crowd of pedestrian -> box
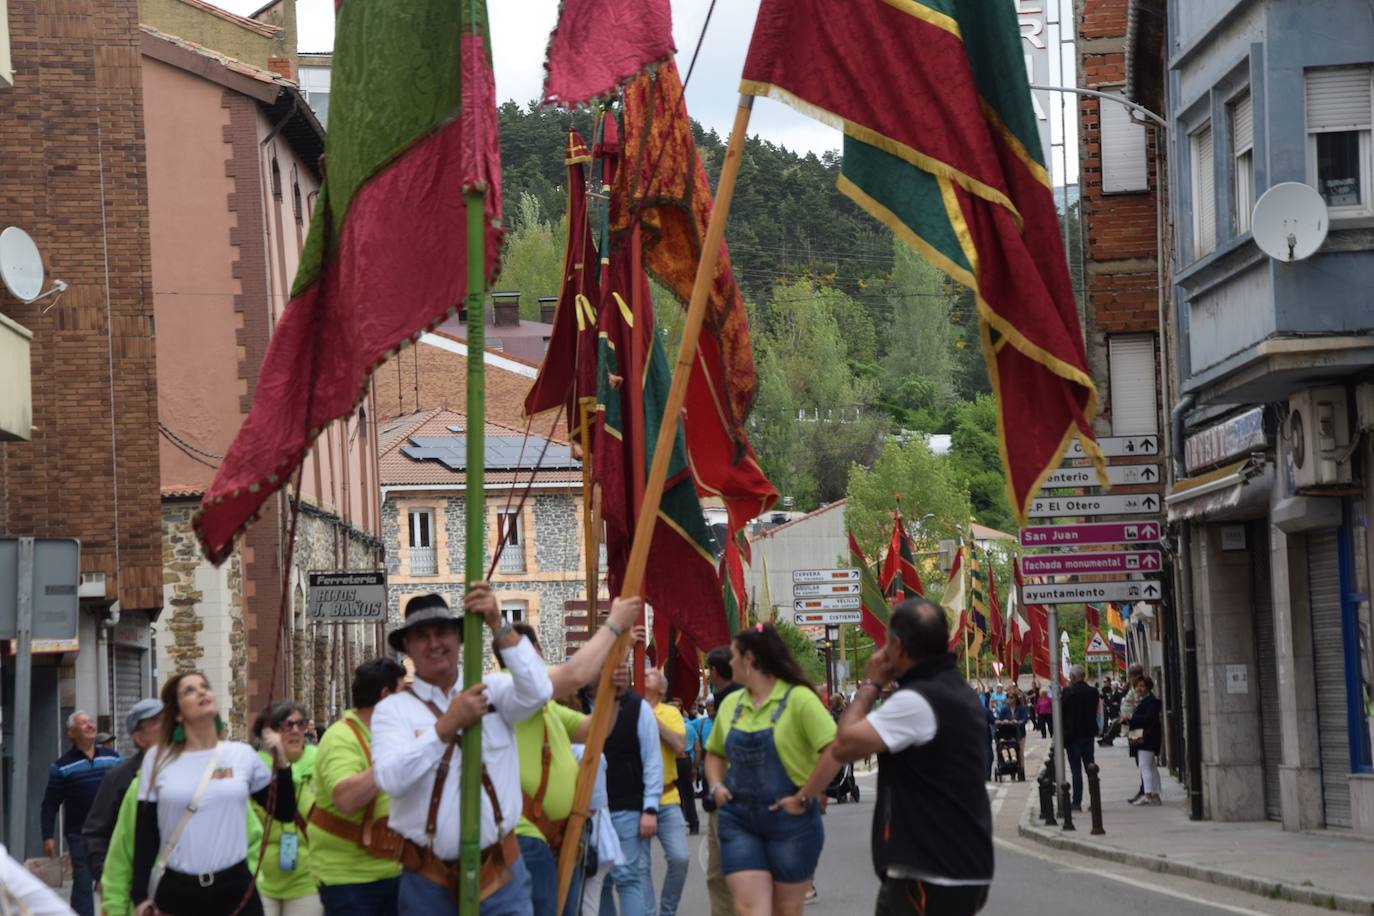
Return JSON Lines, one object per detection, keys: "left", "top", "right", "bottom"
{"left": 25, "top": 586, "right": 1005, "bottom": 916}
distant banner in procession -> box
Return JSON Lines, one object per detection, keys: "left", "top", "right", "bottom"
{"left": 308, "top": 571, "right": 387, "bottom": 621}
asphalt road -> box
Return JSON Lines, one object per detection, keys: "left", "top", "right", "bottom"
{"left": 648, "top": 768, "right": 1327, "bottom": 916}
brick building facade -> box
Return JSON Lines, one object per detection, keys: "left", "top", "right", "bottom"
{"left": 0, "top": 0, "right": 162, "bottom": 854}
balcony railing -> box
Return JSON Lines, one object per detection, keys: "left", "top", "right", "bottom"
{"left": 499, "top": 548, "right": 525, "bottom": 574}
{"left": 410, "top": 546, "right": 437, "bottom": 576}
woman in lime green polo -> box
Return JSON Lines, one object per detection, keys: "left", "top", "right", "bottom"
{"left": 249, "top": 701, "right": 319, "bottom": 916}
{"left": 705, "top": 624, "right": 837, "bottom": 916}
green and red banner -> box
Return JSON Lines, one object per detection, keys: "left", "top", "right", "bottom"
{"left": 848, "top": 531, "right": 889, "bottom": 647}
{"left": 740, "top": 0, "right": 1105, "bottom": 524}
{"left": 197, "top": 0, "right": 502, "bottom": 562}
{"left": 524, "top": 128, "right": 600, "bottom": 434}
{"left": 879, "top": 511, "right": 924, "bottom": 601}
{"left": 721, "top": 529, "right": 750, "bottom": 635}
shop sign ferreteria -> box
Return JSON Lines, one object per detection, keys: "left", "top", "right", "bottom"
{"left": 308, "top": 571, "right": 387, "bottom": 621}
{"left": 1184, "top": 407, "right": 1267, "bottom": 474}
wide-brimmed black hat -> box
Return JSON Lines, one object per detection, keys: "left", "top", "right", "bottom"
{"left": 388, "top": 593, "right": 461, "bottom": 653}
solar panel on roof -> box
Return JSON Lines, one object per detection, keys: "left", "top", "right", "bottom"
{"left": 401, "top": 435, "right": 579, "bottom": 472}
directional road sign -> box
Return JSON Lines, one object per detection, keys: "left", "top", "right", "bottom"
{"left": 1020, "top": 550, "right": 1162, "bottom": 576}
{"left": 1021, "top": 579, "right": 1162, "bottom": 604}
{"left": 793, "top": 610, "right": 862, "bottom": 626}
{"left": 1020, "top": 520, "right": 1162, "bottom": 548}
{"left": 793, "top": 595, "right": 861, "bottom": 611}
{"left": 1084, "top": 629, "right": 1114, "bottom": 663}
{"left": 1041, "top": 463, "right": 1161, "bottom": 489}
{"left": 792, "top": 568, "right": 859, "bottom": 584}
{"left": 1027, "top": 493, "right": 1161, "bottom": 518}
{"left": 792, "top": 581, "right": 861, "bottom": 597}
{"left": 1066, "top": 435, "right": 1159, "bottom": 459}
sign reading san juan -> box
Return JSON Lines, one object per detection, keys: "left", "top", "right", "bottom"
{"left": 1027, "top": 493, "right": 1160, "bottom": 518}
{"left": 1041, "top": 464, "right": 1160, "bottom": 489}
{"left": 1019, "top": 521, "right": 1162, "bottom": 548}
{"left": 1020, "top": 550, "right": 1162, "bottom": 576}
{"left": 308, "top": 571, "right": 387, "bottom": 621}
{"left": 1022, "top": 579, "right": 1162, "bottom": 604}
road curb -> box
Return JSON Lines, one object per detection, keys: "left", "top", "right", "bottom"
{"left": 1016, "top": 808, "right": 1374, "bottom": 914}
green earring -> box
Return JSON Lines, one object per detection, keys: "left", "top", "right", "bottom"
{"left": 214, "top": 715, "right": 225, "bottom": 734}
{"left": 172, "top": 722, "right": 185, "bottom": 743}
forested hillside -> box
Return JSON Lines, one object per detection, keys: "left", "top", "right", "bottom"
{"left": 494, "top": 101, "right": 1080, "bottom": 549}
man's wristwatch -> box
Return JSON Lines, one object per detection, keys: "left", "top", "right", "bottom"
{"left": 642, "top": 807, "right": 658, "bottom": 816}
{"left": 493, "top": 621, "right": 515, "bottom": 642}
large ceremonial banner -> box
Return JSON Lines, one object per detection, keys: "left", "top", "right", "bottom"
{"left": 740, "top": 0, "right": 1104, "bottom": 523}
{"left": 197, "top": 0, "right": 502, "bottom": 561}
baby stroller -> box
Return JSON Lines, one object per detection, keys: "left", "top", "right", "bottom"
{"left": 826, "top": 760, "right": 861, "bottom": 803}
{"left": 994, "top": 721, "right": 1025, "bottom": 782}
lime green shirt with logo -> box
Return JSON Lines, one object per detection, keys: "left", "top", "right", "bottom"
{"left": 514, "top": 703, "right": 586, "bottom": 843}
{"left": 705, "top": 681, "right": 836, "bottom": 787}
{"left": 248, "top": 743, "right": 317, "bottom": 899}
{"left": 310, "top": 709, "right": 402, "bottom": 885}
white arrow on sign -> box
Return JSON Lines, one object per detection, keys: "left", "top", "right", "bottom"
{"left": 792, "top": 581, "right": 861, "bottom": 597}
{"left": 1021, "top": 579, "right": 1162, "bottom": 604}
{"left": 1066, "top": 435, "right": 1159, "bottom": 459}
{"left": 793, "top": 595, "right": 862, "bottom": 611}
{"left": 1027, "top": 493, "right": 1161, "bottom": 518}
{"left": 791, "top": 568, "right": 860, "bottom": 583}
{"left": 1042, "top": 463, "right": 1161, "bottom": 489}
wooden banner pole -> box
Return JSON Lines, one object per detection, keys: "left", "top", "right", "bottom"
{"left": 555, "top": 95, "right": 755, "bottom": 913}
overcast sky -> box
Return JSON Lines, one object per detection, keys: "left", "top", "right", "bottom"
{"left": 215, "top": 0, "right": 1077, "bottom": 181}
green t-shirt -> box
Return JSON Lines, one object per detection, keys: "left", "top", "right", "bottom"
{"left": 514, "top": 703, "right": 586, "bottom": 842}
{"left": 249, "top": 744, "right": 317, "bottom": 900}
{"left": 310, "top": 710, "right": 403, "bottom": 886}
{"left": 705, "top": 681, "right": 836, "bottom": 788}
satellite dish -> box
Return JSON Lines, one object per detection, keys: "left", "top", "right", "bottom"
{"left": 1251, "top": 182, "right": 1328, "bottom": 262}
{"left": 0, "top": 227, "right": 46, "bottom": 303}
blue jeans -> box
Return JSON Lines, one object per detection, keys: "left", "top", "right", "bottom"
{"left": 641, "top": 804, "right": 688, "bottom": 916}
{"left": 319, "top": 876, "right": 400, "bottom": 916}
{"left": 68, "top": 834, "right": 94, "bottom": 916}
{"left": 1066, "top": 737, "right": 1096, "bottom": 807}
{"left": 399, "top": 853, "right": 532, "bottom": 916}
{"left": 599, "top": 811, "right": 645, "bottom": 916}
{"left": 518, "top": 834, "right": 583, "bottom": 916}
{"left": 717, "top": 799, "right": 823, "bottom": 884}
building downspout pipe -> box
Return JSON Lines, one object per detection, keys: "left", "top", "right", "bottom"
{"left": 1171, "top": 392, "right": 1204, "bottom": 820}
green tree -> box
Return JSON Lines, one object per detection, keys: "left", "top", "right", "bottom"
{"left": 498, "top": 193, "right": 566, "bottom": 317}
{"left": 774, "top": 620, "right": 826, "bottom": 684}
{"left": 948, "top": 395, "right": 1015, "bottom": 533}
{"left": 845, "top": 436, "right": 972, "bottom": 565}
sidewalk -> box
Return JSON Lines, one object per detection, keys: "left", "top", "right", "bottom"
{"left": 1018, "top": 738, "right": 1374, "bottom": 914}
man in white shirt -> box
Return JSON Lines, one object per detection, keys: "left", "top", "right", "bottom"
{"left": 373, "top": 585, "right": 553, "bottom": 916}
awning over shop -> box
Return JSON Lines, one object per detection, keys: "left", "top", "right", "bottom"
{"left": 1166, "top": 456, "right": 1271, "bottom": 522}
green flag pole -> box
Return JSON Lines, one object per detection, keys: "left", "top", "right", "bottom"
{"left": 459, "top": 187, "right": 487, "bottom": 916}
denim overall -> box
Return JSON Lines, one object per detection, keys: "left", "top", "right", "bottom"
{"left": 717, "top": 687, "right": 824, "bottom": 884}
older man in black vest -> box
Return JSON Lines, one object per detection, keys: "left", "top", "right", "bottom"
{"left": 821, "top": 598, "right": 994, "bottom": 915}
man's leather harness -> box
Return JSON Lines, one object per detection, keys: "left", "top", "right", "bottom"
{"left": 310, "top": 691, "right": 516, "bottom": 901}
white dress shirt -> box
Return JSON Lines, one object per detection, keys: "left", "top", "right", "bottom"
{"left": 372, "top": 636, "right": 552, "bottom": 859}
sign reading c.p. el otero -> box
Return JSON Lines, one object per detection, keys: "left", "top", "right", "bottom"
{"left": 308, "top": 571, "right": 387, "bottom": 621}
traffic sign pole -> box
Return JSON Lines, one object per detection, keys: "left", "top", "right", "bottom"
{"left": 10, "top": 538, "right": 33, "bottom": 853}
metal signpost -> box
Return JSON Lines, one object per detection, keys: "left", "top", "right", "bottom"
{"left": 792, "top": 569, "right": 863, "bottom": 627}
{"left": 0, "top": 537, "right": 79, "bottom": 852}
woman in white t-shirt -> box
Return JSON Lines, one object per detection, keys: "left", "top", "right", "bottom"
{"left": 131, "top": 672, "right": 296, "bottom": 916}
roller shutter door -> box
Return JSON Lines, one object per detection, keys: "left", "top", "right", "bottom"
{"left": 1307, "top": 530, "right": 1351, "bottom": 828}
{"left": 1252, "top": 529, "right": 1282, "bottom": 820}
{"left": 112, "top": 647, "right": 144, "bottom": 759}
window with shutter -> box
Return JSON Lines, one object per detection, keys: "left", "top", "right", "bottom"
{"left": 1231, "top": 93, "right": 1254, "bottom": 235}
{"left": 1191, "top": 125, "right": 1216, "bottom": 258}
{"left": 1306, "top": 67, "right": 1373, "bottom": 215}
{"left": 1, "top": 2, "right": 12, "bottom": 87}
{"left": 1109, "top": 335, "right": 1158, "bottom": 436}
{"left": 1100, "top": 91, "right": 1150, "bottom": 193}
